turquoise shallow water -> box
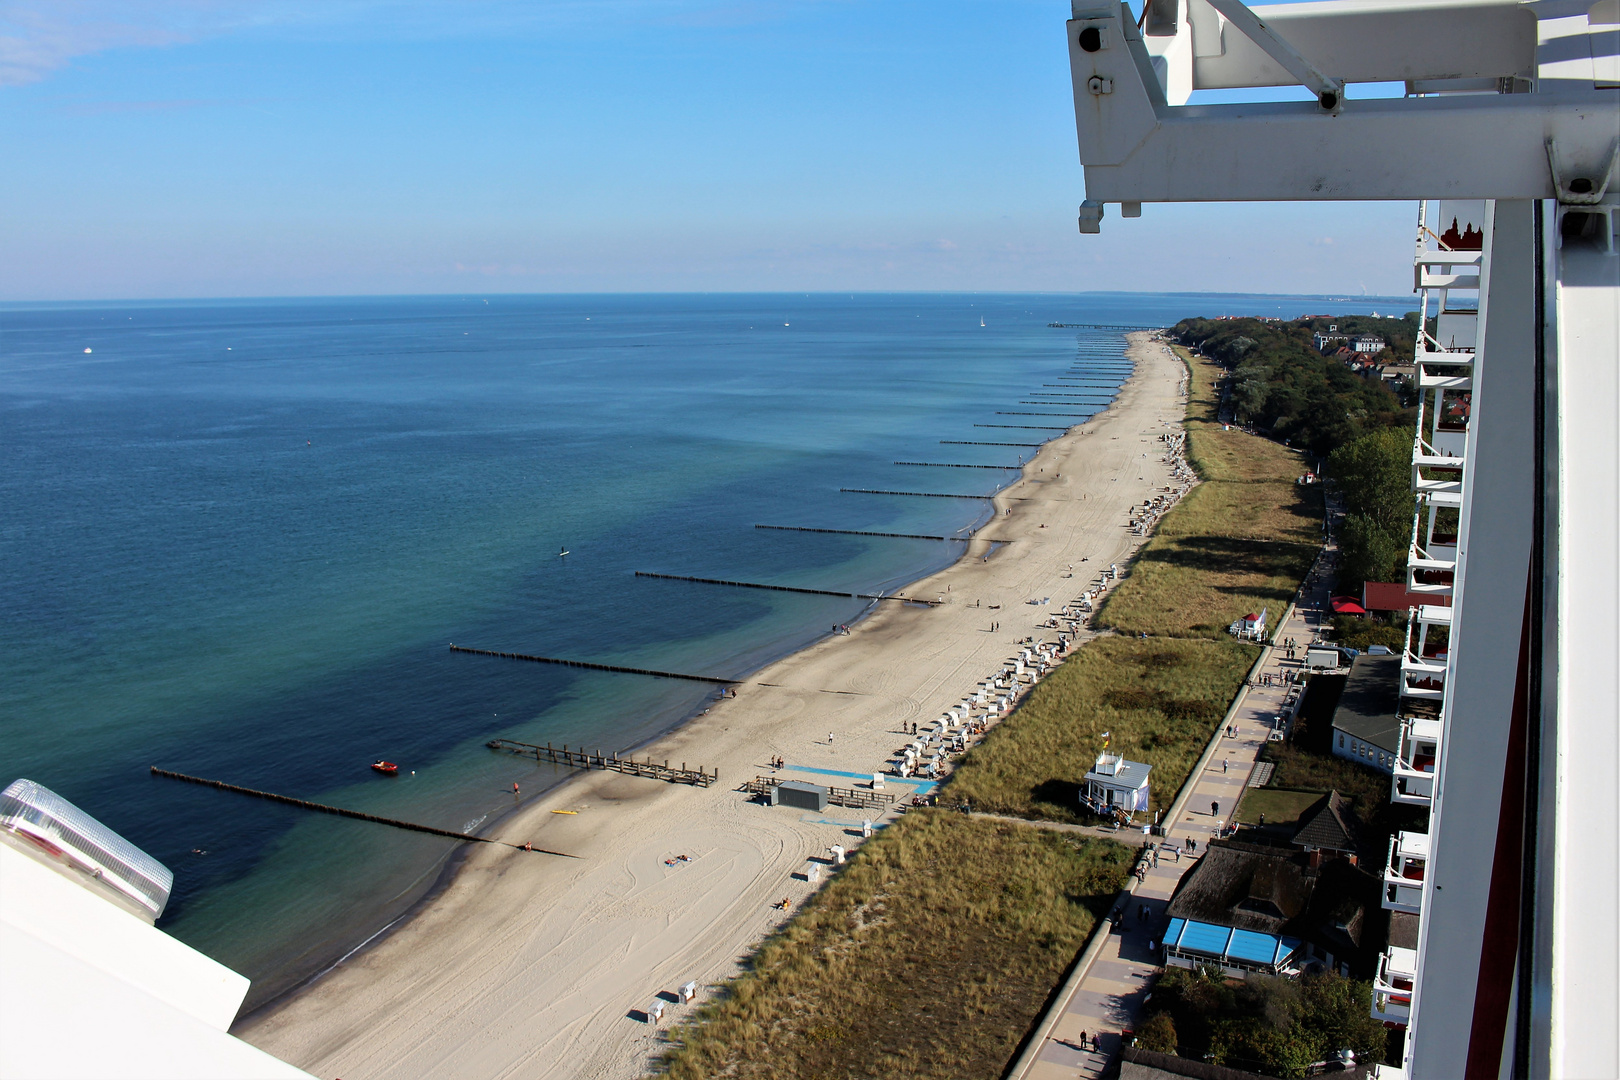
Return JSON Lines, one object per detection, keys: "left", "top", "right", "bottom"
{"left": 0, "top": 291, "right": 1400, "bottom": 1007}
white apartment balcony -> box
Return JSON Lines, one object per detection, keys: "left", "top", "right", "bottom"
{"left": 1372, "top": 1065, "right": 1409, "bottom": 1080}
{"left": 1413, "top": 402, "right": 1466, "bottom": 495}
{"left": 1373, "top": 946, "right": 1419, "bottom": 1025}
{"left": 1392, "top": 715, "right": 1441, "bottom": 807}
{"left": 1415, "top": 603, "right": 1452, "bottom": 631}
{"left": 1402, "top": 605, "right": 1450, "bottom": 708}
{"left": 1412, "top": 201, "right": 1484, "bottom": 289}
{"left": 1433, "top": 309, "right": 1478, "bottom": 353}
{"left": 1407, "top": 509, "right": 1457, "bottom": 599}
{"left": 1415, "top": 327, "right": 1476, "bottom": 382}
{"left": 1399, "top": 714, "right": 1442, "bottom": 764}
{"left": 1413, "top": 438, "right": 1465, "bottom": 495}
{"left": 1393, "top": 764, "right": 1437, "bottom": 806}
{"left": 1415, "top": 256, "right": 1481, "bottom": 291}
{"left": 1392, "top": 706, "right": 1441, "bottom": 806}
{"left": 1400, "top": 649, "right": 1446, "bottom": 702}
{"left": 1430, "top": 422, "right": 1468, "bottom": 459}
{"left": 1416, "top": 489, "right": 1462, "bottom": 565}
{"left": 1416, "top": 357, "right": 1473, "bottom": 393}
{"left": 1384, "top": 831, "right": 1430, "bottom": 914}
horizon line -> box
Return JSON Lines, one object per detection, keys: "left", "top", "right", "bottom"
{"left": 0, "top": 288, "right": 1416, "bottom": 309}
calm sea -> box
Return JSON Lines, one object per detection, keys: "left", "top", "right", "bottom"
{"left": 0, "top": 292, "right": 1402, "bottom": 1008}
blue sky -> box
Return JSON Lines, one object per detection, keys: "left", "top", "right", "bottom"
{"left": 0, "top": 1, "right": 1414, "bottom": 300}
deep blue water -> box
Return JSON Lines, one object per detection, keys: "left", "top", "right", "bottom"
{"left": 0, "top": 292, "right": 1405, "bottom": 1007}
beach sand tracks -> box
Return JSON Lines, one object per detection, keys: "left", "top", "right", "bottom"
{"left": 841, "top": 664, "right": 895, "bottom": 698}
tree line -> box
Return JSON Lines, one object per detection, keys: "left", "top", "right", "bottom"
{"left": 1174, "top": 316, "right": 1417, "bottom": 588}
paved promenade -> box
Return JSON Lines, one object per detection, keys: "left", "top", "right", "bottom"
{"left": 1019, "top": 535, "right": 1340, "bottom": 1079}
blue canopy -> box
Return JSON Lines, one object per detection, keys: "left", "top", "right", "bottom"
{"left": 1228, "top": 928, "right": 1291, "bottom": 965}
{"left": 1163, "top": 917, "right": 1300, "bottom": 969}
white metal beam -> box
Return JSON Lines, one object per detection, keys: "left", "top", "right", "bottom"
{"left": 1408, "top": 200, "right": 1539, "bottom": 1078}
{"left": 1548, "top": 208, "right": 1620, "bottom": 1080}
{"left": 1067, "top": 1, "right": 1620, "bottom": 205}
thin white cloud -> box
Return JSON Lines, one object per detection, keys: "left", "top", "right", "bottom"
{"left": 0, "top": 3, "right": 194, "bottom": 86}
{"left": 0, "top": 0, "right": 821, "bottom": 88}
{"left": 0, "top": 1, "right": 264, "bottom": 86}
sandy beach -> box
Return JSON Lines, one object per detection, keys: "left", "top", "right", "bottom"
{"left": 239, "top": 333, "right": 1189, "bottom": 1080}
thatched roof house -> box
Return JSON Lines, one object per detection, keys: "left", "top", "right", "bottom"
{"left": 1162, "top": 839, "right": 1379, "bottom": 978}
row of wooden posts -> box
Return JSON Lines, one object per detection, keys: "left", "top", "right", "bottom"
{"left": 485, "top": 738, "right": 717, "bottom": 787}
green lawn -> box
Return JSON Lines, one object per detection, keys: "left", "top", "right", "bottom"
{"left": 1234, "top": 787, "right": 1323, "bottom": 827}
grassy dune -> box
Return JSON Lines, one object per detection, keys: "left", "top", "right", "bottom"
{"left": 662, "top": 344, "right": 1324, "bottom": 1079}
{"left": 944, "top": 635, "right": 1255, "bottom": 824}
{"left": 1097, "top": 349, "right": 1323, "bottom": 638}
{"left": 660, "top": 812, "right": 1131, "bottom": 1079}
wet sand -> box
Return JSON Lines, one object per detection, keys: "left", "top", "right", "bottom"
{"left": 239, "top": 333, "right": 1188, "bottom": 1080}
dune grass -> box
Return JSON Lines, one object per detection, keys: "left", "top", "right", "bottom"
{"left": 1097, "top": 349, "right": 1323, "bottom": 638}
{"left": 945, "top": 635, "right": 1256, "bottom": 824}
{"left": 659, "top": 812, "right": 1132, "bottom": 1079}
{"left": 661, "top": 344, "right": 1326, "bottom": 1078}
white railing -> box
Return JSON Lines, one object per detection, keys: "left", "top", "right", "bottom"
{"left": 1413, "top": 399, "right": 1466, "bottom": 495}
{"left": 1393, "top": 761, "right": 1437, "bottom": 806}
{"left": 1373, "top": 947, "right": 1419, "bottom": 1024}
{"left": 1407, "top": 506, "right": 1457, "bottom": 599}
{"left": 1384, "top": 831, "right": 1429, "bottom": 914}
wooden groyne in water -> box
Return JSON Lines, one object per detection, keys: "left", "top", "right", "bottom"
{"left": 996, "top": 411, "right": 1091, "bottom": 418}
{"left": 148, "top": 767, "right": 578, "bottom": 856}
{"left": 941, "top": 440, "right": 1044, "bottom": 448}
{"left": 840, "top": 488, "right": 991, "bottom": 500}
{"left": 1047, "top": 322, "right": 1161, "bottom": 330}
{"left": 450, "top": 644, "right": 736, "bottom": 685}
{"left": 974, "top": 423, "right": 1070, "bottom": 430}
{"left": 487, "top": 738, "right": 717, "bottom": 787}
{"left": 634, "top": 570, "right": 922, "bottom": 603}
{"left": 755, "top": 524, "right": 963, "bottom": 542}
{"left": 892, "top": 460, "right": 1022, "bottom": 470}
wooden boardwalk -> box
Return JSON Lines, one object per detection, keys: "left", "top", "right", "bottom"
{"left": 486, "top": 738, "right": 717, "bottom": 787}
{"left": 742, "top": 774, "right": 896, "bottom": 811}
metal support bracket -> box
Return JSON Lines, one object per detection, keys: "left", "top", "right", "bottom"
{"left": 1202, "top": 0, "right": 1345, "bottom": 111}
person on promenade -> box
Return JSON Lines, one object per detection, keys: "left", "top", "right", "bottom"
{"left": 1211, "top": 799, "right": 1220, "bottom": 817}
{"left": 1222, "top": 757, "right": 1229, "bottom": 773}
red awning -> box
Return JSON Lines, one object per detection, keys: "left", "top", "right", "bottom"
{"left": 1331, "top": 596, "right": 1367, "bottom": 615}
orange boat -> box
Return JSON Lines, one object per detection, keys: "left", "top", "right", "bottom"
{"left": 371, "top": 760, "right": 398, "bottom": 775}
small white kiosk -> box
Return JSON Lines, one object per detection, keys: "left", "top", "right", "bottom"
{"left": 1081, "top": 752, "right": 1152, "bottom": 818}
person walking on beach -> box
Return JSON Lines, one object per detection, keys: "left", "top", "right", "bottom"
{"left": 827, "top": 732, "right": 834, "bottom": 745}
{"left": 512, "top": 782, "right": 521, "bottom": 795}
